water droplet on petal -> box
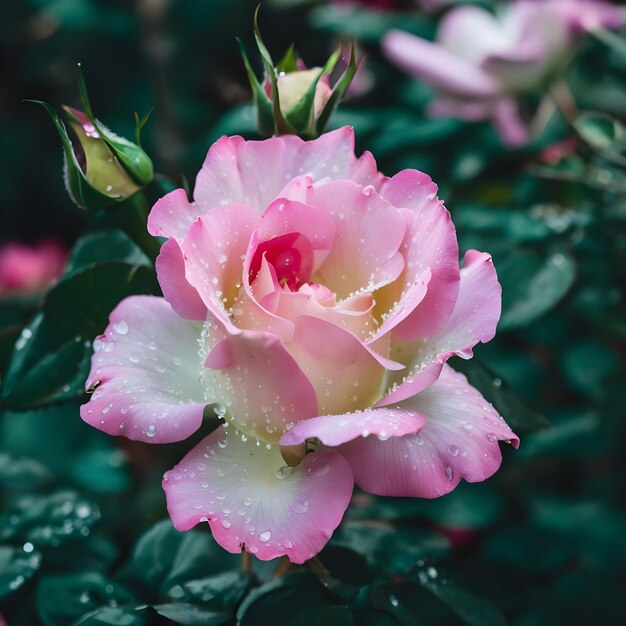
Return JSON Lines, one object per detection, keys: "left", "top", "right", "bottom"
{"left": 259, "top": 530, "right": 272, "bottom": 542}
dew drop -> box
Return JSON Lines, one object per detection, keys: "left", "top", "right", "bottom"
{"left": 447, "top": 445, "right": 459, "bottom": 457}
{"left": 259, "top": 530, "right": 272, "bottom": 542}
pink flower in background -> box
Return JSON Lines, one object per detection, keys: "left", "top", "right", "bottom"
{"left": 383, "top": 0, "right": 623, "bottom": 145}
{"left": 0, "top": 239, "right": 67, "bottom": 297}
{"left": 81, "top": 127, "right": 517, "bottom": 563}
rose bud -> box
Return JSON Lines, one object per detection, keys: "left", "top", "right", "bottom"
{"left": 239, "top": 9, "right": 358, "bottom": 138}
{"left": 31, "top": 73, "right": 153, "bottom": 211}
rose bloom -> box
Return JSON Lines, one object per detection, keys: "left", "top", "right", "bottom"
{"left": 383, "top": 0, "right": 623, "bottom": 145}
{"left": 0, "top": 239, "right": 67, "bottom": 297}
{"left": 82, "top": 127, "right": 517, "bottom": 563}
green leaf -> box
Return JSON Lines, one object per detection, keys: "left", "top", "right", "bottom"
{"left": 452, "top": 360, "right": 551, "bottom": 432}
{"left": 348, "top": 482, "right": 503, "bottom": 530}
{"left": 0, "top": 544, "right": 42, "bottom": 599}
{"left": 276, "top": 44, "right": 298, "bottom": 73}
{"left": 0, "top": 490, "right": 100, "bottom": 547}
{"left": 316, "top": 43, "right": 357, "bottom": 135}
{"left": 165, "top": 571, "right": 252, "bottom": 608}
{"left": 561, "top": 339, "right": 620, "bottom": 400}
{"left": 498, "top": 249, "right": 576, "bottom": 330}
{"left": 73, "top": 607, "right": 145, "bottom": 626}
{"left": 237, "top": 37, "right": 276, "bottom": 137}
{"left": 332, "top": 521, "right": 450, "bottom": 574}
{"left": 153, "top": 603, "right": 231, "bottom": 626}
{"left": 366, "top": 580, "right": 464, "bottom": 626}
{"left": 412, "top": 563, "right": 507, "bottom": 626}
{"left": 236, "top": 570, "right": 340, "bottom": 626}
{"left": 66, "top": 229, "right": 150, "bottom": 276}
{"left": 574, "top": 111, "right": 626, "bottom": 166}
{"left": 286, "top": 50, "right": 339, "bottom": 136}
{"left": 0, "top": 262, "right": 159, "bottom": 409}
{"left": 0, "top": 402, "right": 129, "bottom": 496}
{"left": 36, "top": 572, "right": 137, "bottom": 626}
{"left": 0, "top": 453, "right": 52, "bottom": 491}
{"left": 126, "top": 519, "right": 239, "bottom": 599}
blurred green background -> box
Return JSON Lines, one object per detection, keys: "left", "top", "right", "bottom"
{"left": 1, "top": 1, "right": 625, "bottom": 625}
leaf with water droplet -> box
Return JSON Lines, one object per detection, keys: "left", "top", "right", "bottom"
{"left": 0, "top": 544, "right": 42, "bottom": 599}
{"left": 0, "top": 262, "right": 159, "bottom": 410}
{"left": 36, "top": 571, "right": 137, "bottom": 626}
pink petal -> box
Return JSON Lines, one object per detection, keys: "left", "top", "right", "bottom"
{"left": 379, "top": 170, "right": 460, "bottom": 340}
{"left": 257, "top": 198, "right": 337, "bottom": 273}
{"left": 181, "top": 203, "right": 260, "bottom": 322}
{"left": 204, "top": 327, "right": 318, "bottom": 442}
{"left": 438, "top": 5, "right": 514, "bottom": 65}
{"left": 492, "top": 98, "right": 530, "bottom": 147}
{"left": 80, "top": 296, "right": 208, "bottom": 443}
{"left": 280, "top": 407, "right": 425, "bottom": 447}
{"left": 378, "top": 250, "right": 501, "bottom": 406}
{"left": 341, "top": 364, "right": 518, "bottom": 498}
{"left": 307, "top": 181, "right": 406, "bottom": 299}
{"left": 290, "top": 315, "right": 402, "bottom": 416}
{"left": 155, "top": 239, "right": 207, "bottom": 321}
{"left": 148, "top": 188, "right": 197, "bottom": 241}
{"left": 163, "top": 429, "right": 353, "bottom": 563}
{"left": 193, "top": 128, "right": 379, "bottom": 214}
{"left": 382, "top": 30, "right": 501, "bottom": 99}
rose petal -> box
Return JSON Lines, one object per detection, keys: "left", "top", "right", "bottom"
{"left": 80, "top": 296, "right": 208, "bottom": 443}
{"left": 280, "top": 407, "right": 425, "bottom": 447}
{"left": 163, "top": 429, "right": 353, "bottom": 563}
{"left": 341, "top": 364, "right": 518, "bottom": 498}
{"left": 257, "top": 198, "right": 337, "bottom": 273}
{"left": 181, "top": 203, "right": 260, "bottom": 323}
{"left": 379, "top": 170, "right": 460, "bottom": 340}
{"left": 204, "top": 326, "right": 318, "bottom": 442}
{"left": 193, "top": 128, "right": 379, "bottom": 213}
{"left": 307, "top": 181, "right": 406, "bottom": 299}
{"left": 289, "top": 315, "right": 402, "bottom": 416}
{"left": 379, "top": 250, "right": 501, "bottom": 406}
{"left": 148, "top": 188, "right": 197, "bottom": 241}
{"left": 155, "top": 239, "right": 207, "bottom": 321}
{"left": 382, "top": 30, "right": 501, "bottom": 99}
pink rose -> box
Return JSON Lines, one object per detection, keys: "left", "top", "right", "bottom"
{"left": 0, "top": 239, "right": 67, "bottom": 297}
{"left": 383, "top": 0, "right": 623, "bottom": 145}
{"left": 81, "top": 127, "right": 517, "bottom": 563}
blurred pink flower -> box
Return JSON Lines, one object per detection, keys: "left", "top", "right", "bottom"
{"left": 0, "top": 239, "right": 67, "bottom": 297}
{"left": 383, "top": 0, "right": 623, "bottom": 145}
{"left": 81, "top": 127, "right": 517, "bottom": 563}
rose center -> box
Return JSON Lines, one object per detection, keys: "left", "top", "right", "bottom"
{"left": 249, "top": 232, "right": 314, "bottom": 290}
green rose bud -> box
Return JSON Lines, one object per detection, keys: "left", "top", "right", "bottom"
{"left": 30, "top": 71, "right": 153, "bottom": 211}
{"left": 239, "top": 9, "right": 358, "bottom": 139}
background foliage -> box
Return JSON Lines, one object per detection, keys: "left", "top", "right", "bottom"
{"left": 1, "top": 0, "right": 625, "bottom": 624}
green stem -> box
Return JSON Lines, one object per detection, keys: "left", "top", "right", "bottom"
{"left": 106, "top": 191, "right": 161, "bottom": 263}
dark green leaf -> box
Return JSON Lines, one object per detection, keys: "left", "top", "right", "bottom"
{"left": 36, "top": 572, "right": 136, "bottom": 626}
{"left": 153, "top": 603, "right": 231, "bottom": 626}
{"left": 0, "top": 262, "right": 159, "bottom": 409}
{"left": 452, "top": 360, "right": 550, "bottom": 432}
{"left": 0, "top": 490, "right": 100, "bottom": 547}
{"left": 498, "top": 250, "right": 576, "bottom": 330}
{"left": 0, "top": 544, "right": 42, "bottom": 599}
